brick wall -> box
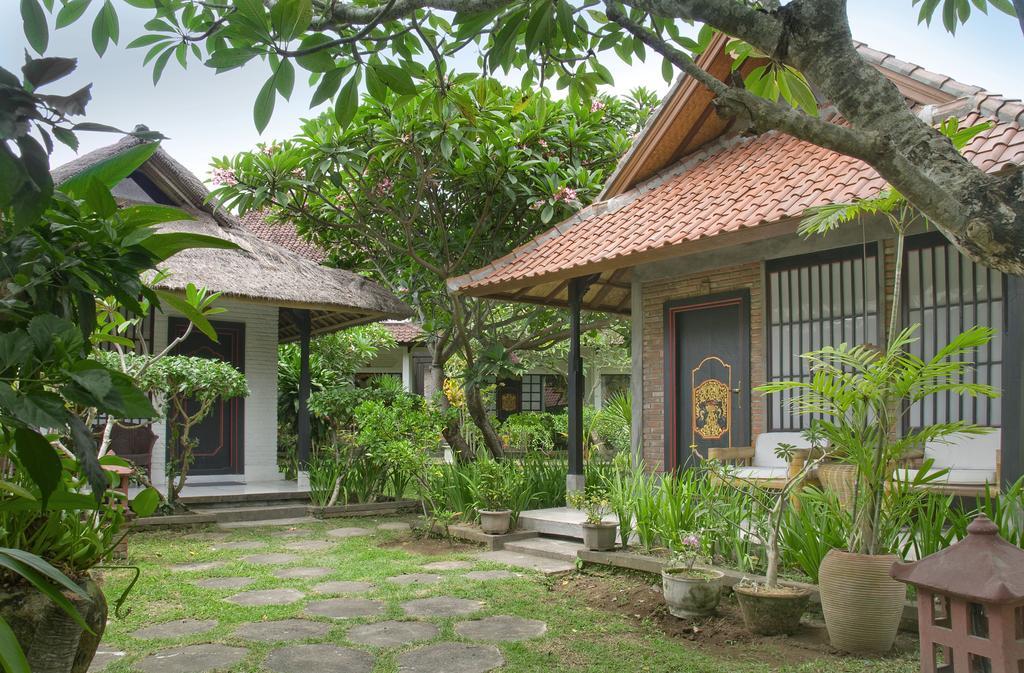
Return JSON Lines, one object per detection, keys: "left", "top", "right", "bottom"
{"left": 640, "top": 262, "right": 765, "bottom": 471}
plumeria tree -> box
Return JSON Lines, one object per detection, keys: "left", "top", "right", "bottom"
{"left": 33, "top": 0, "right": 1024, "bottom": 274}
{"left": 208, "top": 82, "right": 655, "bottom": 457}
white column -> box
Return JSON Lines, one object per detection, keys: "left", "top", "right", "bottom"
{"left": 401, "top": 348, "right": 413, "bottom": 392}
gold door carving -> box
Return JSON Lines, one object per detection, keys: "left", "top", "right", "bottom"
{"left": 691, "top": 357, "right": 732, "bottom": 442}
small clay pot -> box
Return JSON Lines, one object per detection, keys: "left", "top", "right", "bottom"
{"left": 478, "top": 509, "right": 512, "bottom": 535}
{"left": 734, "top": 584, "right": 812, "bottom": 635}
{"left": 581, "top": 522, "right": 618, "bottom": 551}
{"left": 661, "top": 567, "right": 724, "bottom": 618}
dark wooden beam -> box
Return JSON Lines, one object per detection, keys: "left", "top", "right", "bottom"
{"left": 567, "top": 274, "right": 600, "bottom": 491}
{"left": 1002, "top": 276, "right": 1023, "bottom": 489}
{"left": 588, "top": 269, "right": 627, "bottom": 308}
{"left": 294, "top": 309, "right": 313, "bottom": 471}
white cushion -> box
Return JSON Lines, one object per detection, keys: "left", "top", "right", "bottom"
{"left": 753, "top": 432, "right": 812, "bottom": 468}
{"left": 895, "top": 467, "right": 997, "bottom": 486}
{"left": 924, "top": 431, "right": 1000, "bottom": 471}
{"left": 733, "top": 466, "right": 789, "bottom": 480}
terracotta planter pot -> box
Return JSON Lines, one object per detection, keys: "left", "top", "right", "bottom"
{"left": 581, "top": 522, "right": 618, "bottom": 551}
{"left": 734, "top": 585, "right": 812, "bottom": 636}
{"left": 818, "top": 549, "right": 905, "bottom": 653}
{"left": 478, "top": 509, "right": 512, "bottom": 535}
{"left": 661, "top": 568, "right": 724, "bottom": 618}
{"left": 817, "top": 462, "right": 858, "bottom": 511}
{"left": 0, "top": 575, "right": 107, "bottom": 673}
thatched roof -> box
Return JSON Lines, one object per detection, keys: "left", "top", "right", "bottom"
{"left": 53, "top": 134, "right": 412, "bottom": 342}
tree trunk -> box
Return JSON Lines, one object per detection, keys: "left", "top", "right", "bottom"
{"left": 465, "top": 382, "right": 504, "bottom": 459}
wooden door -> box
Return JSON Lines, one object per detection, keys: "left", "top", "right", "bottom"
{"left": 665, "top": 292, "right": 750, "bottom": 470}
{"left": 167, "top": 318, "right": 245, "bottom": 475}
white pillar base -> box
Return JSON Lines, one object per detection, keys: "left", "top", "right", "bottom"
{"left": 297, "top": 470, "right": 310, "bottom": 491}
{"left": 566, "top": 474, "right": 586, "bottom": 494}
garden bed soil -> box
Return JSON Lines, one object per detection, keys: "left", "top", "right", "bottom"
{"left": 377, "top": 536, "right": 476, "bottom": 556}
{"left": 552, "top": 569, "right": 919, "bottom": 667}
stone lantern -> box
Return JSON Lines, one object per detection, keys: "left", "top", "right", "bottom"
{"left": 891, "top": 516, "right": 1024, "bottom": 673}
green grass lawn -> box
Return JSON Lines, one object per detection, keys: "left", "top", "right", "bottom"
{"left": 95, "top": 517, "right": 919, "bottom": 673}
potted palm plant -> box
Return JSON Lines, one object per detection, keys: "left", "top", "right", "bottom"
{"left": 661, "top": 532, "right": 724, "bottom": 618}
{"left": 476, "top": 460, "right": 515, "bottom": 535}
{"left": 566, "top": 491, "right": 617, "bottom": 551}
{"left": 758, "top": 326, "right": 997, "bottom": 652}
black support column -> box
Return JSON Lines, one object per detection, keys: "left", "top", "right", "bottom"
{"left": 567, "top": 275, "right": 598, "bottom": 494}
{"left": 296, "top": 309, "right": 312, "bottom": 473}
{"left": 1002, "top": 276, "right": 1023, "bottom": 489}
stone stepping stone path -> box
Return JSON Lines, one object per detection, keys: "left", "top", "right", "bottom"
{"left": 131, "top": 619, "right": 218, "bottom": 640}
{"left": 396, "top": 643, "right": 503, "bottom": 673}
{"left": 274, "top": 566, "right": 332, "bottom": 580}
{"left": 265, "top": 644, "right": 374, "bottom": 673}
{"left": 464, "top": 570, "right": 516, "bottom": 581}
{"left": 377, "top": 522, "right": 411, "bottom": 532}
{"left": 401, "top": 597, "right": 484, "bottom": 618}
{"left": 211, "top": 540, "right": 267, "bottom": 551}
{"left": 226, "top": 588, "right": 305, "bottom": 606}
{"left": 347, "top": 620, "right": 439, "bottom": 647}
{"left": 312, "top": 580, "right": 374, "bottom": 595}
{"left": 169, "top": 561, "right": 224, "bottom": 572}
{"left": 327, "top": 527, "right": 371, "bottom": 539}
{"left": 182, "top": 531, "right": 228, "bottom": 541}
{"left": 421, "top": 560, "right": 474, "bottom": 571}
{"left": 193, "top": 576, "right": 256, "bottom": 590}
{"left": 284, "top": 539, "right": 333, "bottom": 552}
{"left": 233, "top": 619, "right": 333, "bottom": 642}
{"left": 386, "top": 573, "right": 441, "bottom": 586}
{"left": 455, "top": 615, "right": 547, "bottom": 642}
{"left": 304, "top": 597, "right": 386, "bottom": 620}
{"left": 242, "top": 552, "right": 301, "bottom": 565}
{"left": 135, "top": 644, "right": 248, "bottom": 673}
{"left": 87, "top": 649, "right": 124, "bottom": 673}
{"left": 270, "top": 529, "right": 309, "bottom": 538}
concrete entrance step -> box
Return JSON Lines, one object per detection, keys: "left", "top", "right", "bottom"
{"left": 193, "top": 504, "right": 311, "bottom": 524}
{"left": 503, "top": 537, "right": 585, "bottom": 562}
{"left": 476, "top": 550, "right": 576, "bottom": 575}
{"left": 517, "top": 507, "right": 617, "bottom": 540}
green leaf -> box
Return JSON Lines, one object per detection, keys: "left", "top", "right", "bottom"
{"left": 13, "top": 428, "right": 61, "bottom": 508}
{"left": 0, "top": 549, "right": 89, "bottom": 600}
{"left": 371, "top": 63, "right": 416, "bottom": 96}
{"left": 131, "top": 487, "right": 160, "bottom": 517}
{"left": 139, "top": 231, "right": 239, "bottom": 260}
{"left": 155, "top": 290, "right": 218, "bottom": 341}
{"left": 205, "top": 47, "right": 257, "bottom": 71}
{"left": 21, "top": 56, "right": 77, "bottom": 88}
{"left": 310, "top": 67, "right": 344, "bottom": 107}
{"left": 82, "top": 176, "right": 118, "bottom": 217}
{"left": 0, "top": 551, "right": 91, "bottom": 632}
{"left": 270, "top": 0, "right": 312, "bottom": 41}
{"left": 0, "top": 610, "right": 31, "bottom": 673}
{"left": 254, "top": 73, "right": 276, "bottom": 133}
{"left": 21, "top": 0, "right": 49, "bottom": 54}
{"left": 68, "top": 415, "right": 108, "bottom": 502}
{"left": 295, "top": 34, "right": 337, "bottom": 72}
{"left": 55, "top": 0, "right": 91, "bottom": 28}
{"left": 274, "top": 59, "right": 295, "bottom": 100}
{"left": 334, "top": 71, "right": 361, "bottom": 130}
{"left": 59, "top": 141, "right": 158, "bottom": 196}
{"left": 152, "top": 45, "right": 174, "bottom": 84}
{"left": 118, "top": 203, "right": 191, "bottom": 228}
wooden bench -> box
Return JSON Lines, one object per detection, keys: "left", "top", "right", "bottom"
{"left": 893, "top": 430, "right": 1001, "bottom": 498}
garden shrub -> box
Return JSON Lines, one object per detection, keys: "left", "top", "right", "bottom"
{"left": 499, "top": 412, "right": 559, "bottom": 454}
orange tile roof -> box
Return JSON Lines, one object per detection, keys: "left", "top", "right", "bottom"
{"left": 240, "top": 210, "right": 327, "bottom": 263}
{"left": 450, "top": 46, "right": 1024, "bottom": 297}
{"left": 380, "top": 320, "right": 425, "bottom": 344}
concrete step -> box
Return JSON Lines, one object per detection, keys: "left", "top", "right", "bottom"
{"left": 517, "top": 507, "right": 617, "bottom": 540}
{"left": 476, "top": 550, "right": 576, "bottom": 576}
{"left": 193, "top": 504, "right": 311, "bottom": 524}
{"left": 179, "top": 490, "right": 311, "bottom": 508}
{"left": 503, "top": 536, "right": 585, "bottom": 562}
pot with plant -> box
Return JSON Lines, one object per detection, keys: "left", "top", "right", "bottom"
{"left": 567, "top": 491, "right": 617, "bottom": 551}
{"left": 706, "top": 441, "right": 824, "bottom": 635}
{"left": 661, "top": 532, "right": 724, "bottom": 618}
{"left": 476, "top": 460, "right": 515, "bottom": 535}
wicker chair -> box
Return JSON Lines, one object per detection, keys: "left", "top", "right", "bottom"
{"left": 708, "top": 432, "right": 814, "bottom": 490}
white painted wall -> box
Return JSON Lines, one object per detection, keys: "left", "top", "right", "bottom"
{"left": 149, "top": 297, "right": 280, "bottom": 485}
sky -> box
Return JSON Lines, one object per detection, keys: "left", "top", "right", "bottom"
{"left": 2, "top": 1, "right": 1021, "bottom": 179}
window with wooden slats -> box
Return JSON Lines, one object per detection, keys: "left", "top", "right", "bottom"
{"left": 766, "top": 245, "right": 880, "bottom": 431}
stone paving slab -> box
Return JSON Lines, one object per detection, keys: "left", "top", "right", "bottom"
{"left": 233, "top": 619, "right": 333, "bottom": 642}
{"left": 211, "top": 540, "right": 267, "bottom": 551}
{"left": 464, "top": 570, "right": 516, "bottom": 581}
{"left": 135, "top": 644, "right": 249, "bottom": 673}
{"left": 421, "top": 561, "right": 474, "bottom": 571}
{"left": 346, "top": 620, "right": 439, "bottom": 647}
{"left": 454, "top": 615, "right": 547, "bottom": 642}
{"left": 311, "top": 580, "right": 375, "bottom": 595}
{"left": 269, "top": 529, "right": 311, "bottom": 538}
{"left": 396, "top": 643, "right": 504, "bottom": 673}
{"left": 304, "top": 598, "right": 386, "bottom": 620}
{"left": 87, "top": 649, "right": 125, "bottom": 672}
{"left": 242, "top": 552, "right": 301, "bottom": 565}
{"left": 169, "top": 561, "right": 224, "bottom": 572}
{"left": 326, "top": 527, "right": 371, "bottom": 539}
{"left": 477, "top": 550, "right": 575, "bottom": 575}
{"left": 274, "top": 566, "right": 332, "bottom": 580}
{"left": 265, "top": 644, "right": 374, "bottom": 673}
{"left": 131, "top": 619, "right": 218, "bottom": 640}
{"left": 377, "top": 522, "right": 412, "bottom": 532}
{"left": 400, "top": 597, "right": 484, "bottom": 618}
{"left": 284, "top": 540, "right": 333, "bottom": 552}
{"left": 226, "top": 588, "right": 305, "bottom": 606}
{"left": 386, "top": 573, "right": 441, "bottom": 586}
{"left": 193, "top": 576, "right": 256, "bottom": 590}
